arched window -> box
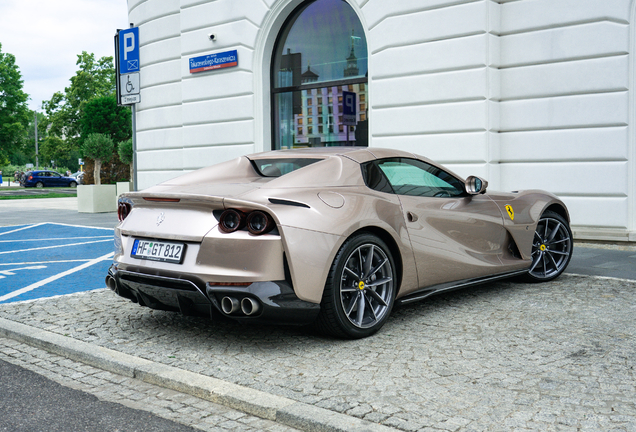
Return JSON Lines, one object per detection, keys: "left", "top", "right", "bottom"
{"left": 271, "top": 0, "right": 368, "bottom": 149}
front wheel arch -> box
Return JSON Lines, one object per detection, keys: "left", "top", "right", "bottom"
{"left": 523, "top": 210, "right": 573, "bottom": 283}
{"left": 315, "top": 232, "right": 397, "bottom": 339}
{"left": 346, "top": 226, "right": 403, "bottom": 296}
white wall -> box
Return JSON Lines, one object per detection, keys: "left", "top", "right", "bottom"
{"left": 129, "top": 0, "right": 635, "bottom": 240}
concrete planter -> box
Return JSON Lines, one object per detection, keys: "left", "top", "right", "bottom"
{"left": 116, "top": 182, "right": 133, "bottom": 206}
{"left": 77, "top": 185, "right": 117, "bottom": 213}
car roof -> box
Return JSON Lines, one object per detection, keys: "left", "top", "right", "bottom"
{"left": 247, "top": 146, "right": 417, "bottom": 163}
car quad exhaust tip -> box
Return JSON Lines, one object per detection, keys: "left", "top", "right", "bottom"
{"left": 241, "top": 297, "right": 261, "bottom": 316}
{"left": 220, "top": 296, "right": 261, "bottom": 316}
{"left": 221, "top": 296, "right": 241, "bottom": 314}
{"left": 105, "top": 275, "right": 117, "bottom": 291}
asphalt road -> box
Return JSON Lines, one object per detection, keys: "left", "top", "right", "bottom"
{"left": 0, "top": 358, "right": 197, "bottom": 432}
{"left": 0, "top": 197, "right": 118, "bottom": 229}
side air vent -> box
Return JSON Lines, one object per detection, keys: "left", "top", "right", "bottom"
{"left": 268, "top": 198, "right": 310, "bottom": 208}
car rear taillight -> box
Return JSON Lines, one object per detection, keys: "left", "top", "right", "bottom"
{"left": 118, "top": 202, "right": 132, "bottom": 222}
{"left": 28, "top": 175, "right": 33, "bottom": 180}
{"left": 219, "top": 209, "right": 246, "bottom": 233}
{"left": 246, "top": 211, "right": 275, "bottom": 235}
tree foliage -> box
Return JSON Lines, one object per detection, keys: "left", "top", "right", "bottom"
{"left": 118, "top": 138, "right": 133, "bottom": 181}
{"left": 81, "top": 95, "right": 131, "bottom": 142}
{"left": 117, "top": 139, "right": 133, "bottom": 164}
{"left": 0, "top": 43, "right": 30, "bottom": 163}
{"left": 81, "top": 133, "right": 114, "bottom": 185}
{"left": 42, "top": 52, "right": 116, "bottom": 150}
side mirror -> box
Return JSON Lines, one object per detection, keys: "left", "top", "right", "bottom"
{"left": 465, "top": 176, "right": 488, "bottom": 195}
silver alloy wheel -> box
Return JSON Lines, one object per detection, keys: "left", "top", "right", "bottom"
{"left": 529, "top": 215, "right": 572, "bottom": 279}
{"left": 339, "top": 243, "right": 394, "bottom": 329}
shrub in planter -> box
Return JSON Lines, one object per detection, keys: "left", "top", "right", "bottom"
{"left": 81, "top": 133, "right": 113, "bottom": 185}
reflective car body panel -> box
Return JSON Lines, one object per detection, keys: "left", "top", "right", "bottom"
{"left": 109, "top": 147, "right": 570, "bottom": 327}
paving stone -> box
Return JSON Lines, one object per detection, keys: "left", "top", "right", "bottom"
{"left": 0, "top": 337, "right": 299, "bottom": 432}
{"left": 2, "top": 273, "right": 636, "bottom": 431}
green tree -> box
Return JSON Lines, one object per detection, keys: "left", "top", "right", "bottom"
{"left": 81, "top": 133, "right": 114, "bottom": 185}
{"left": 81, "top": 95, "right": 131, "bottom": 142}
{"left": 0, "top": 43, "right": 30, "bottom": 163}
{"left": 39, "top": 135, "right": 80, "bottom": 170}
{"left": 42, "top": 52, "right": 115, "bottom": 150}
{"left": 118, "top": 139, "right": 133, "bottom": 181}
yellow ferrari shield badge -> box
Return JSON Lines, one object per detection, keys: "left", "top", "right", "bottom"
{"left": 505, "top": 205, "right": 514, "bottom": 221}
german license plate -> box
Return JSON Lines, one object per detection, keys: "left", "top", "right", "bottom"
{"left": 131, "top": 239, "right": 185, "bottom": 264}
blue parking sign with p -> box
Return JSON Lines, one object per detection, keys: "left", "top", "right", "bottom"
{"left": 119, "top": 27, "right": 140, "bottom": 73}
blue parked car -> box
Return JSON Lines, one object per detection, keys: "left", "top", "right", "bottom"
{"left": 23, "top": 170, "right": 79, "bottom": 188}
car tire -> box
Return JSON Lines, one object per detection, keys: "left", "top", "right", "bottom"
{"left": 69, "top": 181, "right": 77, "bottom": 188}
{"left": 35, "top": 182, "right": 44, "bottom": 188}
{"left": 316, "top": 233, "right": 396, "bottom": 339}
{"left": 523, "top": 210, "right": 573, "bottom": 283}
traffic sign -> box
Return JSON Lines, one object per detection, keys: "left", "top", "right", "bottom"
{"left": 120, "top": 72, "right": 140, "bottom": 104}
{"left": 342, "top": 91, "right": 357, "bottom": 125}
{"left": 116, "top": 27, "right": 141, "bottom": 106}
{"left": 119, "top": 27, "right": 139, "bottom": 73}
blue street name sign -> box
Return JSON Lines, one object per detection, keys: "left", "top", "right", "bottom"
{"left": 119, "top": 27, "right": 140, "bottom": 73}
{"left": 189, "top": 50, "right": 238, "bottom": 74}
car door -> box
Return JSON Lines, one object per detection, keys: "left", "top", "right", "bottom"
{"left": 39, "top": 171, "right": 50, "bottom": 186}
{"left": 50, "top": 172, "right": 64, "bottom": 187}
{"left": 374, "top": 158, "right": 507, "bottom": 293}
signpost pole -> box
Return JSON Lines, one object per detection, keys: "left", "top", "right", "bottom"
{"left": 116, "top": 24, "right": 140, "bottom": 191}
{"left": 34, "top": 112, "right": 39, "bottom": 169}
{"left": 132, "top": 104, "right": 138, "bottom": 191}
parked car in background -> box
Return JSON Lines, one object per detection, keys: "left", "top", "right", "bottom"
{"left": 23, "top": 170, "right": 79, "bottom": 188}
{"left": 70, "top": 171, "right": 85, "bottom": 185}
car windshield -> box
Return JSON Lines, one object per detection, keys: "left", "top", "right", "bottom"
{"left": 251, "top": 158, "right": 323, "bottom": 177}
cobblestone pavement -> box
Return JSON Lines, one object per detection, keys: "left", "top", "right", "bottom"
{"left": 0, "top": 337, "right": 298, "bottom": 432}
{"left": 1, "top": 273, "right": 635, "bottom": 432}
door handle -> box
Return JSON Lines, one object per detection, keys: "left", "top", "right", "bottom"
{"left": 406, "top": 211, "right": 418, "bottom": 222}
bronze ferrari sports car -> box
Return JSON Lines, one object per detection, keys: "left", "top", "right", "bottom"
{"left": 106, "top": 147, "right": 573, "bottom": 339}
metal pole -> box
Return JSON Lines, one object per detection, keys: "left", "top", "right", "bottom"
{"left": 34, "top": 112, "right": 39, "bottom": 169}
{"left": 132, "top": 104, "right": 138, "bottom": 191}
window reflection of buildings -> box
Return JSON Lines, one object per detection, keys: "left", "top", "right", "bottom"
{"left": 294, "top": 83, "right": 367, "bottom": 147}
{"left": 278, "top": 36, "right": 367, "bottom": 149}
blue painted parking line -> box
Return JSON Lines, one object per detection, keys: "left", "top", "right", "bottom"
{"left": 0, "top": 223, "right": 114, "bottom": 303}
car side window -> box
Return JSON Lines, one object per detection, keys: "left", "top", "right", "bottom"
{"left": 376, "top": 158, "right": 465, "bottom": 197}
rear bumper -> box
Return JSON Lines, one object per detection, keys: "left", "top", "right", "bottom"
{"left": 106, "top": 264, "right": 320, "bottom": 325}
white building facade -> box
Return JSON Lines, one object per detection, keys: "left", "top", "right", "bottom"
{"left": 128, "top": 0, "right": 636, "bottom": 241}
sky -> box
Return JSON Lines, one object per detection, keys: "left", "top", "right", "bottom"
{"left": 0, "top": 0, "right": 129, "bottom": 112}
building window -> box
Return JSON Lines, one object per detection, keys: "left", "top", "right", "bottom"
{"left": 272, "top": 0, "right": 368, "bottom": 149}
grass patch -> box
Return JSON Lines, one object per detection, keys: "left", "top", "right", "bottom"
{"left": 0, "top": 192, "right": 76, "bottom": 200}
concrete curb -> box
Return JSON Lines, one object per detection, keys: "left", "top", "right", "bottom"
{"left": 0, "top": 317, "right": 398, "bottom": 432}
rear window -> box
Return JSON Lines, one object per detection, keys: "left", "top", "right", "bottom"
{"left": 251, "top": 158, "right": 323, "bottom": 177}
